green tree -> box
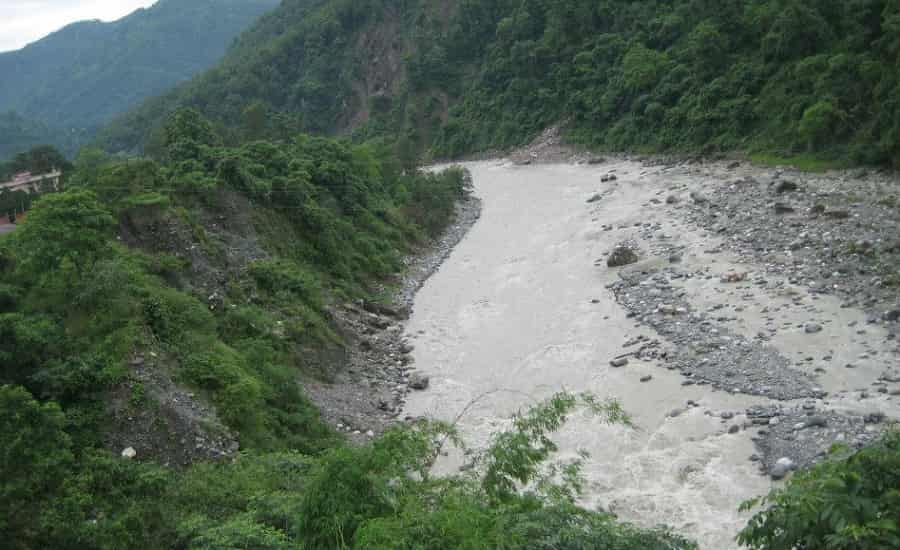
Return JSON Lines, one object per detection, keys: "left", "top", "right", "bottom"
{"left": 0, "top": 385, "right": 73, "bottom": 548}
{"left": 7, "top": 144, "right": 72, "bottom": 176}
{"left": 799, "top": 100, "right": 844, "bottom": 150}
{"left": 242, "top": 101, "right": 269, "bottom": 141}
{"left": 12, "top": 189, "right": 115, "bottom": 280}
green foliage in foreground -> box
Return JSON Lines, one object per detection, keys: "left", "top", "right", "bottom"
{"left": 1, "top": 386, "right": 695, "bottom": 549}
{"left": 739, "top": 432, "right": 900, "bottom": 550}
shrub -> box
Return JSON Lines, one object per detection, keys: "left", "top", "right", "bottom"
{"left": 739, "top": 432, "right": 900, "bottom": 549}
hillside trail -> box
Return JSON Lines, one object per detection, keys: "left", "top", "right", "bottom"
{"left": 403, "top": 160, "right": 900, "bottom": 549}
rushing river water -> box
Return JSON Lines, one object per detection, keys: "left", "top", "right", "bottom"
{"left": 402, "top": 161, "right": 767, "bottom": 548}
{"left": 402, "top": 160, "right": 898, "bottom": 548}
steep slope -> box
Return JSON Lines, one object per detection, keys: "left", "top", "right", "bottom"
{"left": 0, "top": 0, "right": 278, "bottom": 156}
{"left": 99, "top": 0, "right": 455, "bottom": 156}
{"left": 103, "top": 0, "right": 900, "bottom": 167}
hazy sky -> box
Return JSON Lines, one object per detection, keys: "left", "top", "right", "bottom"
{"left": 0, "top": 0, "right": 158, "bottom": 52}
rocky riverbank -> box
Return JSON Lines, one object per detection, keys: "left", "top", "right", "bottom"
{"left": 597, "top": 158, "right": 899, "bottom": 480}
{"left": 305, "top": 191, "right": 482, "bottom": 441}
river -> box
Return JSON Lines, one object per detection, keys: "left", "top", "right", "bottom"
{"left": 402, "top": 160, "right": 898, "bottom": 548}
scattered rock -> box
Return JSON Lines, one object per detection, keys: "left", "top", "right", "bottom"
{"left": 640, "top": 375, "right": 653, "bottom": 382}
{"left": 864, "top": 412, "right": 885, "bottom": 424}
{"left": 729, "top": 424, "right": 741, "bottom": 434}
{"left": 610, "top": 357, "right": 629, "bottom": 368}
{"left": 121, "top": 447, "right": 137, "bottom": 459}
{"left": 586, "top": 193, "right": 603, "bottom": 204}
{"left": 666, "top": 195, "right": 680, "bottom": 205}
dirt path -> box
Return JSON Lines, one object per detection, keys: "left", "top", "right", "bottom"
{"left": 401, "top": 159, "right": 899, "bottom": 549}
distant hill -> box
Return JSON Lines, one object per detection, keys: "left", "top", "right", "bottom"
{"left": 0, "top": 0, "right": 279, "bottom": 158}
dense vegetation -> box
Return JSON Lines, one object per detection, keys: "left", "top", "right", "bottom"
{"left": 0, "top": 0, "right": 278, "bottom": 159}
{"left": 103, "top": 0, "right": 900, "bottom": 167}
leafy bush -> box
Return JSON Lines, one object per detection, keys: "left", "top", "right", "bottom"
{"left": 739, "top": 432, "right": 900, "bottom": 549}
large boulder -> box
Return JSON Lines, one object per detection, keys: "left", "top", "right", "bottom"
{"left": 607, "top": 245, "right": 639, "bottom": 268}
{"left": 409, "top": 373, "right": 430, "bottom": 391}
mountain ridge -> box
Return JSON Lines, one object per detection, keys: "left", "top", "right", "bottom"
{"left": 101, "top": 0, "right": 900, "bottom": 168}
{"left": 0, "top": 0, "right": 279, "bottom": 158}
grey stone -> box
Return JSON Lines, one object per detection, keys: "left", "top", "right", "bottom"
{"left": 774, "top": 180, "right": 799, "bottom": 193}
{"left": 607, "top": 245, "right": 639, "bottom": 268}
{"left": 805, "top": 323, "right": 823, "bottom": 334}
{"left": 610, "top": 357, "right": 629, "bottom": 368}
{"left": 774, "top": 202, "right": 796, "bottom": 215}
{"left": 770, "top": 457, "right": 795, "bottom": 480}
{"left": 690, "top": 191, "right": 709, "bottom": 204}
{"left": 805, "top": 415, "right": 828, "bottom": 428}
{"left": 409, "top": 373, "right": 430, "bottom": 390}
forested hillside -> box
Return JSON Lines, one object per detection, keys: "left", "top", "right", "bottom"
{"left": 0, "top": 111, "right": 90, "bottom": 161}
{"left": 0, "top": 0, "right": 278, "bottom": 158}
{"left": 103, "top": 0, "right": 900, "bottom": 167}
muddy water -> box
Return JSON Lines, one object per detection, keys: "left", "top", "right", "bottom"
{"left": 402, "top": 161, "right": 895, "bottom": 548}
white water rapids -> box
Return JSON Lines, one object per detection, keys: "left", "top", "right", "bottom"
{"left": 402, "top": 160, "right": 897, "bottom": 548}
